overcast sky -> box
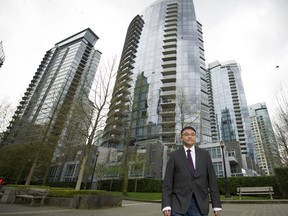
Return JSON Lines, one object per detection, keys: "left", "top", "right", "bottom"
{"left": 1, "top": 0, "right": 287, "bottom": 115}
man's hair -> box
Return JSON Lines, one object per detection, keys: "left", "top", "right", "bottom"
{"left": 181, "top": 126, "right": 196, "bottom": 135}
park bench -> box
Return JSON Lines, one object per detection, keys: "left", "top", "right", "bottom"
{"left": 237, "top": 186, "right": 274, "bottom": 200}
{"left": 12, "top": 188, "right": 49, "bottom": 205}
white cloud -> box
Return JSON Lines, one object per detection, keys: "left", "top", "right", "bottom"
{"left": 1, "top": 0, "right": 287, "bottom": 114}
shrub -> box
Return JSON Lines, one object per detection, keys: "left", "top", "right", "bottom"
{"left": 48, "top": 189, "right": 110, "bottom": 198}
{"left": 274, "top": 167, "right": 288, "bottom": 198}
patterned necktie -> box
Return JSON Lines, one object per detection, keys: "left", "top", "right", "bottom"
{"left": 187, "top": 149, "right": 195, "bottom": 175}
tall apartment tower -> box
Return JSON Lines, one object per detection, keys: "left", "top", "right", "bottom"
{"left": 1, "top": 28, "right": 101, "bottom": 147}
{"left": 102, "top": 0, "right": 210, "bottom": 148}
{"left": 249, "top": 102, "right": 281, "bottom": 175}
{"left": 207, "top": 60, "right": 256, "bottom": 174}
{"left": 0, "top": 41, "right": 5, "bottom": 68}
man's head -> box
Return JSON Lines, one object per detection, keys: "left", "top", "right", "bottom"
{"left": 181, "top": 126, "right": 196, "bottom": 148}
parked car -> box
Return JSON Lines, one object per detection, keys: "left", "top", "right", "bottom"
{"left": 0, "top": 177, "right": 15, "bottom": 185}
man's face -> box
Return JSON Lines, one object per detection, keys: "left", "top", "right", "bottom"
{"left": 181, "top": 128, "right": 196, "bottom": 148}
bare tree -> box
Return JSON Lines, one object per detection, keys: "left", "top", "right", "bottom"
{"left": 0, "top": 98, "right": 14, "bottom": 137}
{"left": 177, "top": 87, "right": 200, "bottom": 129}
{"left": 272, "top": 85, "right": 288, "bottom": 165}
{"left": 130, "top": 149, "right": 146, "bottom": 192}
{"left": 74, "top": 57, "right": 116, "bottom": 190}
{"left": 121, "top": 72, "right": 149, "bottom": 195}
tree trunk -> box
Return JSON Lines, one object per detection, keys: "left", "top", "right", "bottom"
{"left": 122, "top": 139, "right": 129, "bottom": 196}
{"left": 75, "top": 154, "right": 88, "bottom": 190}
{"left": 25, "top": 148, "right": 40, "bottom": 185}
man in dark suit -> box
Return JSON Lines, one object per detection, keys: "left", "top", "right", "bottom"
{"left": 162, "top": 126, "right": 222, "bottom": 216}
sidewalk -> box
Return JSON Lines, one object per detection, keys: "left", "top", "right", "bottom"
{"left": 1, "top": 200, "right": 288, "bottom": 216}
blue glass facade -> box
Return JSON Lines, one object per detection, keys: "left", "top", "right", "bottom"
{"left": 249, "top": 103, "right": 281, "bottom": 175}
{"left": 208, "top": 60, "right": 255, "bottom": 158}
{"left": 102, "top": 0, "right": 210, "bottom": 148}
{"left": 2, "top": 28, "right": 101, "bottom": 146}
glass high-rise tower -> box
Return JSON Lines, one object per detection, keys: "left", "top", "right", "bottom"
{"left": 249, "top": 102, "right": 281, "bottom": 175}
{"left": 208, "top": 60, "right": 256, "bottom": 173}
{"left": 1, "top": 28, "right": 101, "bottom": 147}
{"left": 102, "top": 0, "right": 210, "bottom": 148}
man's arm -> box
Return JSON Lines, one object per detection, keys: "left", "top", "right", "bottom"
{"left": 161, "top": 154, "right": 175, "bottom": 211}
{"left": 206, "top": 151, "right": 222, "bottom": 209}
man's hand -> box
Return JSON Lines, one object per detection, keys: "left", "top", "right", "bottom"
{"left": 163, "top": 210, "right": 171, "bottom": 216}
{"left": 214, "top": 210, "right": 221, "bottom": 216}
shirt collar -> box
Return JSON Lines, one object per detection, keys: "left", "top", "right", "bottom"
{"left": 184, "top": 145, "right": 195, "bottom": 152}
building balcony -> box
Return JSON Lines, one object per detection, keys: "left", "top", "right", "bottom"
{"left": 159, "top": 108, "right": 176, "bottom": 116}
{"left": 102, "top": 134, "right": 121, "bottom": 143}
{"left": 118, "top": 73, "right": 132, "bottom": 83}
{"left": 115, "top": 86, "right": 130, "bottom": 95}
{"left": 120, "top": 61, "right": 134, "bottom": 71}
{"left": 164, "top": 26, "right": 177, "bottom": 32}
{"left": 160, "top": 82, "right": 176, "bottom": 91}
{"left": 161, "top": 130, "right": 175, "bottom": 136}
{"left": 161, "top": 115, "right": 176, "bottom": 121}
{"left": 167, "top": 2, "right": 178, "bottom": 8}
{"left": 166, "top": 9, "right": 178, "bottom": 14}
{"left": 104, "top": 125, "right": 122, "bottom": 135}
{"left": 15, "top": 110, "right": 21, "bottom": 114}
{"left": 114, "top": 102, "right": 128, "bottom": 110}
{"left": 164, "top": 30, "right": 177, "bottom": 37}
{"left": 166, "top": 8, "right": 178, "bottom": 13}
{"left": 107, "top": 109, "right": 126, "bottom": 118}
{"left": 121, "top": 50, "right": 136, "bottom": 61}
{"left": 163, "top": 41, "right": 177, "bottom": 49}
{"left": 32, "top": 75, "right": 39, "bottom": 81}
{"left": 164, "top": 20, "right": 178, "bottom": 27}
{"left": 162, "top": 67, "right": 176, "bottom": 75}
{"left": 162, "top": 53, "right": 177, "bottom": 61}
{"left": 162, "top": 60, "right": 176, "bottom": 68}
{"left": 160, "top": 90, "right": 176, "bottom": 99}
{"left": 161, "top": 74, "right": 176, "bottom": 82}
{"left": 160, "top": 99, "right": 176, "bottom": 107}
{"left": 161, "top": 117, "right": 175, "bottom": 126}
{"left": 162, "top": 47, "right": 177, "bottom": 55}
{"left": 106, "top": 115, "right": 122, "bottom": 125}
{"left": 113, "top": 92, "right": 127, "bottom": 100}
{"left": 165, "top": 17, "right": 178, "bottom": 23}
{"left": 162, "top": 134, "right": 175, "bottom": 143}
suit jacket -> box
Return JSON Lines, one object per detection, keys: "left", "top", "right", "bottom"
{"left": 162, "top": 146, "right": 222, "bottom": 214}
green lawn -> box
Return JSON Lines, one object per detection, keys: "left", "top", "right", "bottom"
{"left": 111, "top": 192, "right": 162, "bottom": 201}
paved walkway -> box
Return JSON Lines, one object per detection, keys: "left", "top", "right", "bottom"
{"left": 1, "top": 200, "right": 288, "bottom": 216}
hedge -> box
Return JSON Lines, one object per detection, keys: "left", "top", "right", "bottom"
{"left": 274, "top": 167, "right": 288, "bottom": 198}
{"left": 98, "top": 176, "right": 285, "bottom": 198}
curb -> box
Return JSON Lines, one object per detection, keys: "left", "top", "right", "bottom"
{"left": 123, "top": 198, "right": 288, "bottom": 204}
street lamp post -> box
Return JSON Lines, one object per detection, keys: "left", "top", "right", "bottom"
{"left": 220, "top": 141, "right": 231, "bottom": 198}
{"left": 90, "top": 150, "right": 99, "bottom": 190}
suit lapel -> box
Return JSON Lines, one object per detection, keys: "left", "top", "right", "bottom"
{"left": 179, "top": 147, "right": 192, "bottom": 175}
{"left": 195, "top": 147, "right": 202, "bottom": 176}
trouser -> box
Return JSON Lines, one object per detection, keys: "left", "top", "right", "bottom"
{"left": 171, "top": 194, "right": 208, "bottom": 216}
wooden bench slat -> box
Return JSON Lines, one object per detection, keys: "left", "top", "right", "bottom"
{"left": 237, "top": 186, "right": 274, "bottom": 200}
{"left": 12, "top": 188, "right": 49, "bottom": 205}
